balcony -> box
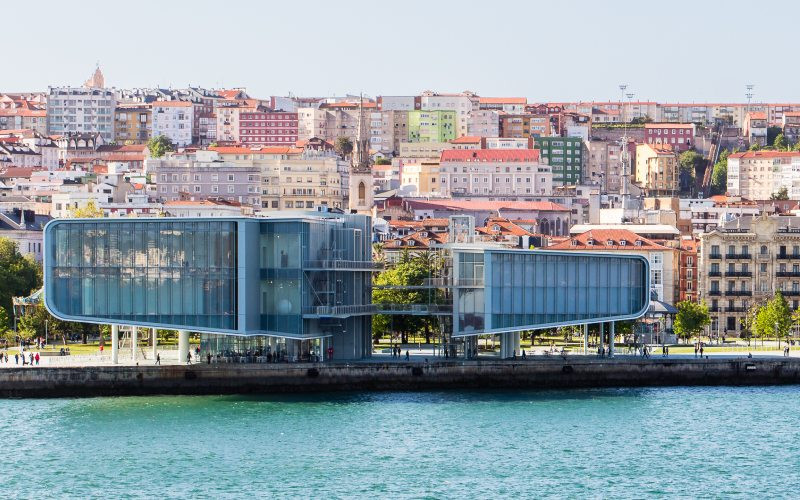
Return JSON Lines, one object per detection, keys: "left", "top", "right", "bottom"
{"left": 709, "top": 253, "right": 722, "bottom": 260}
{"left": 725, "top": 290, "right": 752, "bottom": 296}
{"left": 777, "top": 253, "right": 800, "bottom": 260}
{"left": 776, "top": 271, "right": 800, "bottom": 277}
{"left": 709, "top": 306, "right": 721, "bottom": 313}
{"left": 708, "top": 271, "right": 722, "bottom": 277}
{"left": 725, "top": 253, "right": 752, "bottom": 260}
{"left": 725, "top": 307, "right": 748, "bottom": 313}
{"left": 709, "top": 290, "right": 722, "bottom": 296}
{"left": 725, "top": 271, "right": 752, "bottom": 277}
{"left": 779, "top": 290, "right": 800, "bottom": 296}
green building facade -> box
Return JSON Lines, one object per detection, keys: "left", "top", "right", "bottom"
{"left": 407, "top": 110, "right": 456, "bottom": 142}
{"left": 535, "top": 136, "right": 584, "bottom": 185}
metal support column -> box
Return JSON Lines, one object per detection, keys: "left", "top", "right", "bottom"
{"left": 178, "top": 330, "right": 190, "bottom": 364}
{"left": 152, "top": 328, "right": 157, "bottom": 360}
{"left": 131, "top": 327, "right": 138, "bottom": 363}
{"left": 111, "top": 324, "right": 119, "bottom": 364}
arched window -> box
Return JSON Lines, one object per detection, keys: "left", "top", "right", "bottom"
{"left": 358, "top": 181, "right": 366, "bottom": 204}
{"left": 761, "top": 245, "right": 768, "bottom": 255}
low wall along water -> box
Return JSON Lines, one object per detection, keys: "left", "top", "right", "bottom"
{"left": 2, "top": 358, "right": 800, "bottom": 397}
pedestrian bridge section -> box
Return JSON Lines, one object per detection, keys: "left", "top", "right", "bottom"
{"left": 451, "top": 248, "right": 650, "bottom": 337}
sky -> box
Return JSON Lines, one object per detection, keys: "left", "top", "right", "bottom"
{"left": 4, "top": 0, "right": 799, "bottom": 103}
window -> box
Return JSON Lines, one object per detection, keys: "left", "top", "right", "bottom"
{"left": 227, "top": 185, "right": 235, "bottom": 193}
{"left": 228, "top": 174, "right": 235, "bottom": 181}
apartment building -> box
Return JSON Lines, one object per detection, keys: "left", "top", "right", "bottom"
{"left": 535, "top": 137, "right": 584, "bottom": 186}
{"left": 478, "top": 97, "right": 527, "bottom": 114}
{"left": 782, "top": 112, "right": 800, "bottom": 143}
{"left": 151, "top": 101, "right": 194, "bottom": 146}
{"left": 114, "top": 103, "right": 151, "bottom": 144}
{"left": 500, "top": 114, "right": 551, "bottom": 138}
{"left": 239, "top": 110, "right": 299, "bottom": 146}
{"left": 726, "top": 151, "right": 800, "bottom": 200}
{"left": 644, "top": 123, "right": 695, "bottom": 152}
{"left": 47, "top": 87, "right": 116, "bottom": 143}
{"left": 438, "top": 149, "right": 552, "bottom": 197}
{"left": 419, "top": 91, "right": 478, "bottom": 137}
{"left": 699, "top": 215, "right": 800, "bottom": 336}
{"left": 467, "top": 110, "right": 500, "bottom": 137}
{"left": 0, "top": 97, "right": 47, "bottom": 134}
{"left": 743, "top": 112, "right": 768, "bottom": 146}
{"left": 635, "top": 143, "right": 679, "bottom": 196}
{"left": 407, "top": 110, "right": 456, "bottom": 143}
{"left": 149, "top": 149, "right": 261, "bottom": 208}
{"left": 586, "top": 139, "right": 629, "bottom": 194}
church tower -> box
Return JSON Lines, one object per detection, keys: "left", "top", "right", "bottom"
{"left": 348, "top": 95, "right": 374, "bottom": 214}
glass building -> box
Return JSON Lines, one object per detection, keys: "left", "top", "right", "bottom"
{"left": 452, "top": 248, "right": 649, "bottom": 336}
{"left": 44, "top": 212, "right": 376, "bottom": 360}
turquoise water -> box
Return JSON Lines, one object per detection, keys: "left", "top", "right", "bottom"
{"left": 3, "top": 387, "right": 800, "bottom": 498}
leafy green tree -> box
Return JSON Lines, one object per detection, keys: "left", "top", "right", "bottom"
{"left": 709, "top": 149, "right": 730, "bottom": 195}
{"left": 773, "top": 133, "right": 788, "bottom": 150}
{"left": 374, "top": 158, "right": 391, "bottom": 165}
{"left": 771, "top": 186, "right": 789, "bottom": 200}
{"left": 679, "top": 150, "right": 703, "bottom": 194}
{"left": 147, "top": 135, "right": 175, "bottom": 158}
{"left": 674, "top": 300, "right": 711, "bottom": 342}
{"left": 755, "top": 292, "right": 793, "bottom": 347}
{"left": 334, "top": 137, "right": 353, "bottom": 158}
{"left": 767, "top": 126, "right": 783, "bottom": 147}
{"left": 372, "top": 252, "right": 444, "bottom": 344}
{"left": 749, "top": 142, "right": 762, "bottom": 151}
{"left": 0, "top": 238, "right": 41, "bottom": 322}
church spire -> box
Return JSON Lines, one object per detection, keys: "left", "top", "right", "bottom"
{"left": 352, "top": 94, "right": 371, "bottom": 173}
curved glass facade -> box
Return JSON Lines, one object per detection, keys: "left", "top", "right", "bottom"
{"left": 453, "top": 249, "right": 649, "bottom": 337}
{"left": 45, "top": 220, "right": 238, "bottom": 331}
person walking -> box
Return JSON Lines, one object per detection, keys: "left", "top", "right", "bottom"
{"left": 186, "top": 352, "right": 192, "bottom": 365}
{"left": 14, "top": 353, "right": 18, "bottom": 365}
{"left": 405, "top": 350, "right": 410, "bottom": 361}
{"left": 694, "top": 343, "right": 699, "bottom": 358}
{"left": 34, "top": 352, "right": 39, "bottom": 365}
{"left": 699, "top": 344, "right": 704, "bottom": 357}
{"left": 207, "top": 353, "right": 211, "bottom": 364}
{"left": 155, "top": 353, "right": 161, "bottom": 365}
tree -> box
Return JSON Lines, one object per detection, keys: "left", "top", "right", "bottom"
{"left": 679, "top": 150, "right": 703, "bottom": 194}
{"left": 0, "top": 238, "right": 41, "bottom": 322}
{"left": 773, "top": 132, "right": 788, "bottom": 151}
{"left": 749, "top": 142, "right": 762, "bottom": 151}
{"left": 69, "top": 199, "right": 104, "bottom": 218}
{"left": 374, "top": 158, "right": 391, "bottom": 165}
{"left": 755, "top": 292, "right": 793, "bottom": 347}
{"left": 147, "top": 135, "right": 175, "bottom": 158}
{"left": 771, "top": 186, "right": 789, "bottom": 200}
{"left": 710, "top": 149, "right": 729, "bottom": 195}
{"left": 372, "top": 252, "right": 444, "bottom": 344}
{"left": 767, "top": 126, "right": 783, "bottom": 147}
{"left": 673, "top": 300, "right": 710, "bottom": 342}
{"left": 334, "top": 137, "right": 353, "bottom": 158}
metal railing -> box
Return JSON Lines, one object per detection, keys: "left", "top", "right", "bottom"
{"left": 304, "top": 260, "right": 383, "bottom": 270}
{"left": 725, "top": 271, "right": 752, "bottom": 277}
{"left": 302, "top": 304, "right": 377, "bottom": 316}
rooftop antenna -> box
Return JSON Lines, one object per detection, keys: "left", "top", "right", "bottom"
{"left": 745, "top": 84, "right": 754, "bottom": 114}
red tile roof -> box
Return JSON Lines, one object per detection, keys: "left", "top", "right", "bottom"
{"left": 405, "top": 199, "right": 569, "bottom": 212}
{"left": 479, "top": 97, "right": 527, "bottom": 104}
{"left": 153, "top": 100, "right": 193, "bottom": 108}
{"left": 746, "top": 112, "right": 767, "bottom": 120}
{"left": 449, "top": 136, "right": 483, "bottom": 144}
{"left": 729, "top": 151, "right": 800, "bottom": 159}
{"left": 0, "top": 167, "right": 37, "bottom": 178}
{"left": 440, "top": 149, "right": 540, "bottom": 162}
{"left": 209, "top": 146, "right": 303, "bottom": 155}
{"left": 548, "top": 229, "right": 668, "bottom": 250}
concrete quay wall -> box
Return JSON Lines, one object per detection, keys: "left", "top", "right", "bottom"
{"left": 2, "top": 358, "right": 800, "bottom": 398}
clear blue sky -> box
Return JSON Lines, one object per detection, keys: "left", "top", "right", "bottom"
{"left": 6, "top": 0, "right": 798, "bottom": 102}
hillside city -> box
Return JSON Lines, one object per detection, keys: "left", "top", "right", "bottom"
{"left": 3, "top": 66, "right": 800, "bottom": 345}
